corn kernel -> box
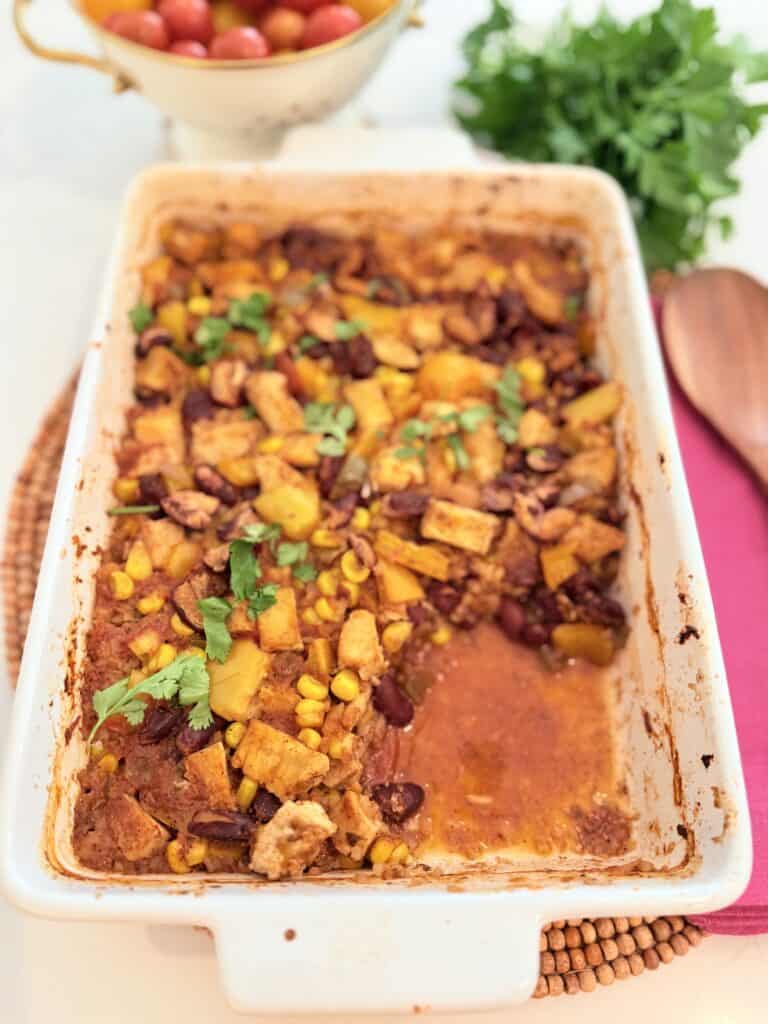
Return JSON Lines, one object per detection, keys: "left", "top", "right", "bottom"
{"left": 157, "top": 300, "right": 188, "bottom": 346}
{"left": 351, "top": 507, "right": 371, "bottom": 530}
{"left": 196, "top": 364, "right": 211, "bottom": 386}
{"left": 328, "top": 738, "right": 344, "bottom": 760}
{"left": 316, "top": 569, "right": 339, "bottom": 597}
{"left": 331, "top": 669, "right": 360, "bottom": 703}
{"left": 516, "top": 356, "right": 546, "bottom": 385}
{"left": 301, "top": 607, "right": 322, "bottom": 627}
{"left": 295, "top": 699, "right": 326, "bottom": 729}
{"left": 430, "top": 624, "right": 452, "bottom": 646}
{"left": 218, "top": 457, "right": 260, "bottom": 487}
{"left": 171, "top": 613, "right": 195, "bottom": 637}
{"left": 443, "top": 445, "right": 457, "bottom": 473}
{"left": 129, "top": 629, "right": 161, "bottom": 658}
{"left": 187, "top": 295, "right": 212, "bottom": 317}
{"left": 114, "top": 477, "right": 139, "bottom": 503}
{"left": 269, "top": 257, "right": 289, "bottom": 282}
{"left": 522, "top": 378, "right": 546, "bottom": 401}
{"left": 368, "top": 499, "right": 382, "bottom": 519}
{"left": 187, "top": 646, "right": 207, "bottom": 659}
{"left": 314, "top": 596, "right": 341, "bottom": 622}
{"left": 263, "top": 329, "right": 287, "bottom": 357}
{"left": 340, "top": 550, "right": 370, "bottom": 584}
{"left": 389, "top": 842, "right": 410, "bottom": 865}
{"left": 297, "top": 674, "right": 329, "bottom": 701}
{"left": 110, "top": 570, "right": 135, "bottom": 600}
{"left": 186, "top": 838, "right": 208, "bottom": 867}
{"left": 369, "top": 837, "right": 397, "bottom": 865}
{"left": 97, "top": 753, "right": 119, "bottom": 774}
{"left": 225, "top": 722, "right": 246, "bottom": 748}
{"left": 136, "top": 592, "right": 165, "bottom": 615}
{"left": 486, "top": 265, "right": 508, "bottom": 290}
{"left": 166, "top": 839, "right": 191, "bottom": 874}
{"left": 237, "top": 777, "right": 258, "bottom": 812}
{"left": 149, "top": 643, "right": 177, "bottom": 671}
{"left": 338, "top": 579, "right": 360, "bottom": 606}
{"left": 167, "top": 541, "right": 202, "bottom": 580}
{"left": 125, "top": 540, "right": 153, "bottom": 582}
{"left": 310, "top": 529, "right": 342, "bottom": 549}
{"left": 382, "top": 620, "right": 413, "bottom": 655}
{"left": 257, "top": 435, "right": 285, "bottom": 454}
{"left": 297, "top": 727, "right": 323, "bottom": 750}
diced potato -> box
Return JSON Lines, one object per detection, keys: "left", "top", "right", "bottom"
{"left": 340, "top": 295, "right": 403, "bottom": 336}
{"left": 416, "top": 351, "right": 499, "bottom": 402}
{"left": 463, "top": 415, "right": 504, "bottom": 483}
{"left": 133, "top": 407, "right": 184, "bottom": 458}
{"left": 232, "top": 720, "right": 329, "bottom": 801}
{"left": 227, "top": 600, "right": 256, "bottom": 636}
{"left": 306, "top": 637, "right": 334, "bottom": 681}
{"left": 280, "top": 433, "right": 321, "bottom": 468}
{"left": 140, "top": 518, "right": 184, "bottom": 570}
{"left": 134, "top": 346, "right": 187, "bottom": 401}
{"left": 562, "top": 514, "right": 625, "bottom": 562}
{"left": 191, "top": 419, "right": 261, "bottom": 465}
{"left": 257, "top": 683, "right": 299, "bottom": 718}
{"left": 563, "top": 382, "right": 623, "bottom": 428}
{"left": 371, "top": 335, "right": 420, "bottom": 370}
{"left": 253, "top": 453, "right": 310, "bottom": 492}
{"left": 563, "top": 448, "right": 617, "bottom": 492}
{"left": 374, "top": 529, "right": 450, "bottom": 581}
{"left": 167, "top": 541, "right": 203, "bottom": 580}
{"left": 184, "top": 742, "right": 236, "bottom": 810}
{"left": 197, "top": 259, "right": 260, "bottom": 286}
{"left": 421, "top": 499, "right": 499, "bottom": 556}
{"left": 344, "top": 379, "right": 393, "bottom": 434}
{"left": 106, "top": 794, "right": 169, "bottom": 863}
{"left": 208, "top": 639, "right": 271, "bottom": 721}
{"left": 404, "top": 304, "right": 446, "bottom": 349}
{"left": 552, "top": 623, "right": 614, "bottom": 666}
{"left": 245, "top": 371, "right": 305, "bottom": 434}
{"left": 254, "top": 485, "right": 320, "bottom": 540}
{"left": 257, "top": 587, "right": 302, "bottom": 652}
{"left": 337, "top": 609, "right": 385, "bottom": 679}
{"left": 517, "top": 408, "right": 558, "bottom": 449}
{"left": 370, "top": 446, "right": 426, "bottom": 492}
{"left": 156, "top": 300, "right": 187, "bottom": 346}
{"left": 375, "top": 559, "right": 425, "bottom": 605}
{"left": 540, "top": 544, "right": 580, "bottom": 591}
{"left": 512, "top": 260, "right": 564, "bottom": 325}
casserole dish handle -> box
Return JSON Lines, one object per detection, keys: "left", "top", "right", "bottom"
{"left": 212, "top": 900, "right": 542, "bottom": 1013}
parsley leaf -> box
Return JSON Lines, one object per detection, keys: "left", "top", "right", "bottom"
{"left": 228, "top": 291, "right": 272, "bottom": 346}
{"left": 455, "top": 0, "right": 768, "bottom": 270}
{"left": 194, "top": 317, "right": 231, "bottom": 362}
{"left": 198, "top": 596, "right": 232, "bottom": 663}
{"left": 293, "top": 562, "right": 318, "bottom": 583}
{"left": 304, "top": 401, "right": 356, "bottom": 456}
{"left": 129, "top": 302, "right": 153, "bottom": 333}
{"left": 395, "top": 445, "right": 422, "bottom": 461}
{"left": 229, "top": 539, "right": 262, "bottom": 602}
{"left": 335, "top": 319, "right": 366, "bottom": 340}
{"left": 242, "top": 522, "right": 282, "bottom": 546}
{"left": 457, "top": 404, "right": 491, "bottom": 433}
{"left": 447, "top": 432, "right": 470, "bottom": 471}
{"left": 276, "top": 541, "right": 309, "bottom": 567}
{"left": 248, "top": 583, "right": 280, "bottom": 619}
{"left": 495, "top": 366, "right": 525, "bottom": 444}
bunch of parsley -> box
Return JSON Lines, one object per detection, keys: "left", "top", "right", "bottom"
{"left": 454, "top": 0, "right": 768, "bottom": 270}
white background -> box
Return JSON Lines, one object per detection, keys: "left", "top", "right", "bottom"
{"left": 1, "top": 1, "right": 767, "bottom": 1020}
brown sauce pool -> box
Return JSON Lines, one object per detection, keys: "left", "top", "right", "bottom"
{"left": 394, "top": 623, "right": 630, "bottom": 860}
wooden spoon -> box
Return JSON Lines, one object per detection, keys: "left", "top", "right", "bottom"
{"left": 662, "top": 267, "right": 768, "bottom": 487}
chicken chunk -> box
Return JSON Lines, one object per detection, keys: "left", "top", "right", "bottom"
{"left": 232, "top": 720, "right": 330, "bottom": 801}
{"left": 106, "top": 794, "right": 169, "bottom": 863}
{"left": 249, "top": 800, "right": 336, "bottom": 879}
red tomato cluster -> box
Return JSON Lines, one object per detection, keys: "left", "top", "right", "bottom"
{"left": 95, "top": 0, "right": 386, "bottom": 60}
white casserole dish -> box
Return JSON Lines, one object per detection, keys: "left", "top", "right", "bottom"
{"left": 0, "top": 163, "right": 751, "bottom": 1014}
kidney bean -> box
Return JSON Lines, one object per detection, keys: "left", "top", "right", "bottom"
{"left": 317, "top": 454, "right": 344, "bottom": 498}
{"left": 176, "top": 721, "right": 215, "bottom": 756}
{"left": 384, "top": 490, "right": 428, "bottom": 518}
{"left": 182, "top": 389, "right": 216, "bottom": 426}
{"left": 407, "top": 603, "right": 429, "bottom": 626}
{"left": 347, "top": 336, "right": 377, "bottom": 378}
{"left": 138, "top": 705, "right": 184, "bottom": 745}
{"left": 497, "top": 289, "right": 526, "bottom": 328}
{"left": 326, "top": 491, "right": 358, "bottom": 529}
{"left": 188, "top": 809, "right": 256, "bottom": 842}
{"left": 195, "top": 464, "right": 239, "bottom": 506}
{"left": 330, "top": 344, "right": 352, "bottom": 376}
{"left": 373, "top": 673, "right": 414, "bottom": 728}
{"left": 426, "top": 581, "right": 461, "bottom": 616}
{"left": 135, "top": 325, "right": 173, "bottom": 358}
{"left": 138, "top": 472, "right": 168, "bottom": 505}
{"left": 251, "top": 788, "right": 281, "bottom": 823}
{"left": 521, "top": 622, "right": 553, "bottom": 648}
{"left": 474, "top": 344, "right": 507, "bottom": 366}
{"left": 497, "top": 597, "right": 525, "bottom": 641}
{"left": 274, "top": 351, "right": 304, "bottom": 398}
{"left": 531, "top": 584, "right": 563, "bottom": 623}
{"left": 304, "top": 340, "right": 331, "bottom": 360}
{"left": 371, "top": 782, "right": 424, "bottom": 824}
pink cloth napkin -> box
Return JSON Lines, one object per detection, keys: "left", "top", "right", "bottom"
{"left": 655, "top": 301, "right": 768, "bottom": 934}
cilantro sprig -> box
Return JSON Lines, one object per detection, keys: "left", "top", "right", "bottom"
{"left": 494, "top": 367, "right": 525, "bottom": 444}
{"left": 335, "top": 319, "right": 367, "bottom": 340}
{"left": 195, "top": 317, "right": 231, "bottom": 362}
{"left": 276, "top": 541, "right": 317, "bottom": 582}
{"left": 129, "top": 302, "right": 154, "bottom": 334}
{"left": 89, "top": 653, "right": 211, "bottom": 743}
{"left": 185, "top": 291, "right": 274, "bottom": 363}
{"left": 455, "top": 0, "right": 768, "bottom": 270}
{"left": 229, "top": 292, "right": 272, "bottom": 344}
{"left": 395, "top": 417, "right": 433, "bottom": 462}
{"left": 198, "top": 596, "right": 233, "bottom": 663}
{"left": 395, "top": 406, "right": 491, "bottom": 469}
{"left": 304, "top": 401, "right": 356, "bottom": 457}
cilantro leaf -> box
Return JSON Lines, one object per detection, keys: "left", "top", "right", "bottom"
{"left": 248, "top": 583, "right": 280, "bottom": 619}
{"left": 194, "top": 317, "right": 230, "bottom": 362}
{"left": 299, "top": 334, "right": 320, "bottom": 353}
{"left": 395, "top": 445, "right": 422, "bottom": 461}
{"left": 401, "top": 418, "right": 433, "bottom": 442}
{"left": 335, "top": 319, "right": 366, "bottom": 340}
{"left": 457, "top": 404, "right": 491, "bottom": 433}
{"left": 496, "top": 418, "right": 519, "bottom": 445}
{"left": 447, "top": 433, "right": 470, "bottom": 471}
{"left": 335, "top": 404, "right": 356, "bottom": 433}
{"left": 242, "top": 522, "right": 282, "bottom": 546}
{"left": 293, "top": 562, "right": 318, "bottom": 583}
{"left": 129, "top": 302, "right": 153, "bottom": 333}
{"left": 317, "top": 436, "right": 346, "bottom": 457}
{"left": 276, "top": 541, "right": 309, "bottom": 567}
{"left": 186, "top": 697, "right": 213, "bottom": 731}
{"left": 198, "top": 596, "right": 232, "bottom": 663}
{"left": 229, "top": 291, "right": 271, "bottom": 327}
{"left": 229, "top": 539, "right": 262, "bottom": 602}
{"left": 305, "top": 401, "right": 356, "bottom": 456}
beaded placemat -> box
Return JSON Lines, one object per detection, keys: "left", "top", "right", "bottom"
{"left": 0, "top": 377, "right": 705, "bottom": 998}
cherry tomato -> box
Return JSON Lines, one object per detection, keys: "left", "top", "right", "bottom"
{"left": 209, "top": 26, "right": 271, "bottom": 58}
{"left": 232, "top": 0, "right": 268, "bottom": 12}
{"left": 84, "top": 0, "right": 151, "bottom": 24}
{"left": 211, "top": 1, "right": 251, "bottom": 33}
{"left": 157, "top": 0, "right": 214, "bottom": 43}
{"left": 281, "top": 0, "right": 327, "bottom": 12}
{"left": 300, "top": 4, "right": 362, "bottom": 49}
{"left": 103, "top": 10, "right": 170, "bottom": 49}
{"left": 258, "top": 6, "right": 305, "bottom": 51}
{"left": 169, "top": 38, "right": 209, "bottom": 56}
{"left": 345, "top": 0, "right": 392, "bottom": 19}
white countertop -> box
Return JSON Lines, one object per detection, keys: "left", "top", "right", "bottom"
{"left": 2, "top": 1, "right": 767, "bottom": 1020}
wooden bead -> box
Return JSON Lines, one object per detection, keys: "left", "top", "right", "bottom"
{"left": 533, "top": 976, "right": 548, "bottom": 999}
{"left": 540, "top": 951, "right": 555, "bottom": 975}
{"left": 580, "top": 922, "right": 597, "bottom": 944}
{"left": 628, "top": 916, "right": 643, "bottom": 927}
{"left": 547, "top": 974, "right": 565, "bottom": 996}
{"left": 596, "top": 962, "right": 615, "bottom": 986}
{"left": 668, "top": 915, "right": 685, "bottom": 933}
{"left": 554, "top": 950, "right": 570, "bottom": 974}
{"left": 651, "top": 919, "right": 672, "bottom": 942}
{"left": 548, "top": 928, "right": 566, "bottom": 951}
{"left": 566, "top": 918, "right": 583, "bottom": 927}
{"left": 564, "top": 926, "right": 582, "bottom": 949}
{"left": 551, "top": 919, "right": 566, "bottom": 930}
{"left": 585, "top": 942, "right": 603, "bottom": 967}
{"left": 632, "top": 924, "right": 655, "bottom": 950}
{"left": 596, "top": 917, "right": 615, "bottom": 938}
{"left": 570, "top": 948, "right": 587, "bottom": 972}
{"left": 628, "top": 951, "right": 645, "bottom": 975}
{"left": 613, "top": 955, "right": 631, "bottom": 980}
{"left": 657, "top": 941, "right": 674, "bottom": 964}
{"left": 670, "top": 933, "right": 690, "bottom": 956}
{"left": 579, "top": 969, "right": 597, "bottom": 993}
{"left": 684, "top": 924, "right": 703, "bottom": 947}
{"left": 643, "top": 947, "right": 661, "bottom": 970}
{"left": 601, "top": 938, "right": 619, "bottom": 961}
{"left": 564, "top": 973, "right": 580, "bottom": 995}
{"left": 616, "top": 932, "right": 636, "bottom": 956}
{"left": 539, "top": 932, "right": 547, "bottom": 952}
{"left": 614, "top": 916, "right": 630, "bottom": 933}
